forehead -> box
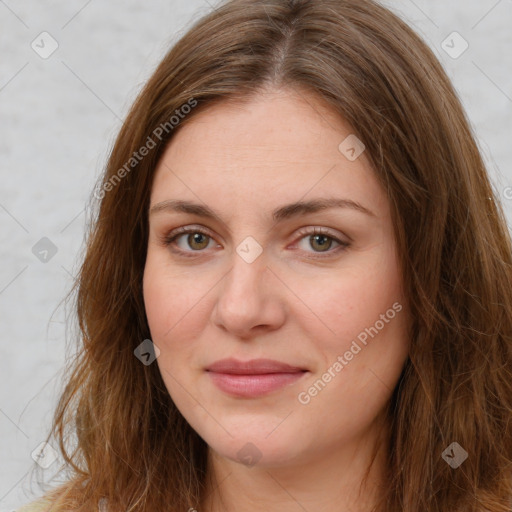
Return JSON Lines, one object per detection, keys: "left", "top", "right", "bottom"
{"left": 159, "top": 88, "right": 359, "bottom": 167}
{"left": 149, "top": 88, "right": 386, "bottom": 219}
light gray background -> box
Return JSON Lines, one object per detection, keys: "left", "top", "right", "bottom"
{"left": 1, "top": 1, "right": 511, "bottom": 510}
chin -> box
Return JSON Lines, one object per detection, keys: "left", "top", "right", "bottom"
{"left": 196, "top": 419, "right": 306, "bottom": 469}
{"left": 210, "top": 438, "right": 299, "bottom": 469}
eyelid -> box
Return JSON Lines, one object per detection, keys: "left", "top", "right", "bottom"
{"left": 165, "top": 224, "right": 217, "bottom": 240}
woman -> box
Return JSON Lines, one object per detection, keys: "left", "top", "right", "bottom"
{"left": 19, "top": 0, "right": 512, "bottom": 511}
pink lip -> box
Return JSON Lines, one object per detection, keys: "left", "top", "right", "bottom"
{"left": 206, "top": 358, "right": 306, "bottom": 374}
{"left": 206, "top": 358, "right": 308, "bottom": 398}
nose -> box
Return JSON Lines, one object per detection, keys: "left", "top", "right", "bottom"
{"left": 211, "top": 247, "right": 286, "bottom": 339}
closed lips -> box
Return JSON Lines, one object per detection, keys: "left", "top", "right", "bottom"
{"left": 205, "top": 358, "right": 307, "bottom": 374}
{"left": 205, "top": 358, "right": 308, "bottom": 398}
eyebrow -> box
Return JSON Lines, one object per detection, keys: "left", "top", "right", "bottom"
{"left": 149, "top": 197, "right": 375, "bottom": 222}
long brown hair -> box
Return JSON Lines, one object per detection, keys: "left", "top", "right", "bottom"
{"left": 31, "top": 0, "right": 512, "bottom": 511}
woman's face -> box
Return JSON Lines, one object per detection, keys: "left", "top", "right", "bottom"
{"left": 143, "top": 87, "right": 410, "bottom": 468}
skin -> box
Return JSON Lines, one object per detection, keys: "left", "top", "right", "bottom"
{"left": 143, "top": 86, "right": 410, "bottom": 512}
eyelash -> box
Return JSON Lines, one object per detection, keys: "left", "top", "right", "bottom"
{"left": 159, "top": 225, "right": 350, "bottom": 259}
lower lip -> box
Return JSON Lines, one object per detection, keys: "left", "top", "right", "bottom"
{"left": 207, "top": 371, "right": 307, "bottom": 398}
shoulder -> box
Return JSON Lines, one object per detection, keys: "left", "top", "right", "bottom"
{"left": 15, "top": 497, "right": 54, "bottom": 512}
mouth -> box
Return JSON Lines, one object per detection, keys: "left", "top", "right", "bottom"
{"left": 205, "top": 358, "right": 308, "bottom": 398}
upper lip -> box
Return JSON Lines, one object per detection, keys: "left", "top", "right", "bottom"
{"left": 206, "top": 358, "right": 306, "bottom": 375}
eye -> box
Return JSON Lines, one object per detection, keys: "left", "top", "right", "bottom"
{"left": 294, "top": 227, "right": 349, "bottom": 257}
{"left": 161, "top": 226, "right": 218, "bottom": 256}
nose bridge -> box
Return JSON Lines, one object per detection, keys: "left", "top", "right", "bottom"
{"left": 213, "top": 241, "right": 283, "bottom": 334}
{"left": 222, "top": 243, "right": 267, "bottom": 304}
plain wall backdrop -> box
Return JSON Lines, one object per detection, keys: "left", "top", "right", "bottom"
{"left": 1, "top": 0, "right": 511, "bottom": 510}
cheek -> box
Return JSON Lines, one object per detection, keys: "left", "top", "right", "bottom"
{"left": 143, "top": 252, "right": 211, "bottom": 342}
{"left": 143, "top": 259, "right": 207, "bottom": 397}
{"left": 289, "top": 248, "right": 404, "bottom": 354}
{"left": 143, "top": 266, "right": 175, "bottom": 341}
{"left": 292, "top": 261, "right": 407, "bottom": 442}
{"left": 143, "top": 255, "right": 204, "bottom": 363}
